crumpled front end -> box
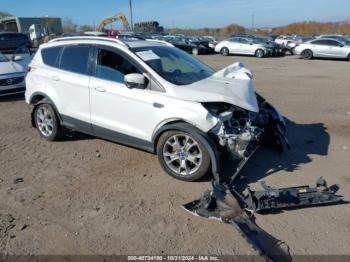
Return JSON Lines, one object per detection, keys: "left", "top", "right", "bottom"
{"left": 204, "top": 96, "right": 289, "bottom": 182}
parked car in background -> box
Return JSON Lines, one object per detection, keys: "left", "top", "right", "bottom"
{"left": 84, "top": 31, "right": 108, "bottom": 37}
{"left": 317, "top": 35, "right": 350, "bottom": 44}
{"left": 294, "top": 38, "right": 350, "bottom": 60}
{"left": 165, "top": 37, "right": 212, "bottom": 55}
{"left": 275, "top": 35, "right": 303, "bottom": 46}
{"left": 117, "top": 32, "right": 146, "bottom": 40}
{"left": 107, "top": 29, "right": 119, "bottom": 39}
{"left": 215, "top": 36, "right": 272, "bottom": 57}
{"left": 25, "top": 36, "right": 287, "bottom": 182}
{"left": 0, "top": 47, "right": 32, "bottom": 96}
{"left": 201, "top": 36, "right": 219, "bottom": 49}
{"left": 0, "top": 32, "right": 32, "bottom": 52}
{"left": 252, "top": 36, "right": 285, "bottom": 56}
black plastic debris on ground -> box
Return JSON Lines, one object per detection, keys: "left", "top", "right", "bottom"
{"left": 184, "top": 178, "right": 344, "bottom": 262}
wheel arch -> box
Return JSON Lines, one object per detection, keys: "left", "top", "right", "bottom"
{"left": 152, "top": 120, "right": 221, "bottom": 181}
{"left": 29, "top": 92, "right": 62, "bottom": 128}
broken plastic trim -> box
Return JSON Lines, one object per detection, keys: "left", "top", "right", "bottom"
{"left": 184, "top": 179, "right": 343, "bottom": 261}
{"left": 243, "top": 177, "right": 342, "bottom": 212}
{"left": 183, "top": 181, "right": 292, "bottom": 262}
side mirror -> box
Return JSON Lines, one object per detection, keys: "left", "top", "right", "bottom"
{"left": 124, "top": 73, "right": 146, "bottom": 89}
{"left": 13, "top": 55, "right": 23, "bottom": 61}
{"left": 339, "top": 44, "right": 344, "bottom": 47}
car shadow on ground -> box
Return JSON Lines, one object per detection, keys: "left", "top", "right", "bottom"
{"left": 206, "top": 118, "right": 330, "bottom": 189}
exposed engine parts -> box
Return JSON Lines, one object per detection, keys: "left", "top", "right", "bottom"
{"left": 209, "top": 101, "right": 284, "bottom": 162}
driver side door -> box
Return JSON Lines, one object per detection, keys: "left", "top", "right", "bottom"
{"left": 89, "top": 45, "right": 160, "bottom": 149}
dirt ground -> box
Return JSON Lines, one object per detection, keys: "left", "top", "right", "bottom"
{"left": 0, "top": 54, "right": 349, "bottom": 257}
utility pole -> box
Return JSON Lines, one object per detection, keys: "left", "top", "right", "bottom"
{"left": 129, "top": 0, "right": 134, "bottom": 31}
{"left": 251, "top": 13, "right": 255, "bottom": 30}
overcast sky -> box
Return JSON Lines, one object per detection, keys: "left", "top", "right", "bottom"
{"left": 3, "top": 0, "right": 350, "bottom": 28}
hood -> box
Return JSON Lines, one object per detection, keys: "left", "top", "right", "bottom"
{"left": 0, "top": 61, "right": 25, "bottom": 76}
{"left": 170, "top": 63, "right": 259, "bottom": 113}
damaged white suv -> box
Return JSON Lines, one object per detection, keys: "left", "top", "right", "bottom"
{"left": 25, "top": 37, "right": 288, "bottom": 182}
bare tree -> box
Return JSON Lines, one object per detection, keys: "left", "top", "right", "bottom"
{"left": 62, "top": 17, "right": 77, "bottom": 33}
{"left": 79, "top": 25, "right": 94, "bottom": 33}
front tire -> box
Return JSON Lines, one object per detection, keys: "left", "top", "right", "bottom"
{"left": 34, "top": 104, "right": 64, "bottom": 141}
{"left": 220, "top": 47, "right": 229, "bottom": 56}
{"left": 255, "top": 49, "right": 264, "bottom": 58}
{"left": 301, "top": 49, "right": 313, "bottom": 60}
{"left": 156, "top": 130, "right": 211, "bottom": 182}
{"left": 192, "top": 48, "right": 199, "bottom": 55}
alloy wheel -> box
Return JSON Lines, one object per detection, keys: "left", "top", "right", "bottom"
{"left": 163, "top": 134, "right": 203, "bottom": 176}
{"left": 36, "top": 106, "right": 54, "bottom": 137}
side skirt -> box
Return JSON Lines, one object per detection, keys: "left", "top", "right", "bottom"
{"left": 60, "top": 114, "right": 155, "bottom": 153}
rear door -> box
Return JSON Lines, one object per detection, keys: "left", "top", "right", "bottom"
{"left": 45, "top": 44, "right": 92, "bottom": 133}
{"left": 238, "top": 38, "right": 254, "bottom": 55}
{"left": 324, "top": 40, "right": 348, "bottom": 58}
{"left": 309, "top": 40, "right": 328, "bottom": 57}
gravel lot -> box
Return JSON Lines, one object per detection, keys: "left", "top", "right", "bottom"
{"left": 0, "top": 54, "right": 349, "bottom": 257}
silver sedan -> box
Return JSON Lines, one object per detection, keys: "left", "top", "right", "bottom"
{"left": 294, "top": 38, "right": 350, "bottom": 60}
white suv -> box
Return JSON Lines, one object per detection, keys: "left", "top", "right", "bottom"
{"left": 25, "top": 37, "right": 287, "bottom": 182}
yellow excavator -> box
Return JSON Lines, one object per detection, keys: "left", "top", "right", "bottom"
{"left": 97, "top": 13, "right": 130, "bottom": 32}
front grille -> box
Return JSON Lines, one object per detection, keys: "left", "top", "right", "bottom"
{"left": 0, "top": 77, "right": 25, "bottom": 86}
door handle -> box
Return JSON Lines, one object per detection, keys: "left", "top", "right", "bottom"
{"left": 94, "top": 86, "right": 106, "bottom": 93}
{"left": 50, "top": 75, "right": 60, "bottom": 81}
{"left": 153, "top": 102, "right": 164, "bottom": 108}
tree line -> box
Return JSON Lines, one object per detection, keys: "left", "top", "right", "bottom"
{"left": 171, "top": 21, "right": 350, "bottom": 37}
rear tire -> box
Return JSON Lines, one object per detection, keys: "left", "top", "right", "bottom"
{"left": 301, "top": 49, "right": 313, "bottom": 60}
{"left": 156, "top": 130, "right": 211, "bottom": 182}
{"left": 34, "top": 104, "right": 64, "bottom": 141}
{"left": 255, "top": 49, "right": 264, "bottom": 58}
{"left": 348, "top": 54, "right": 350, "bottom": 61}
{"left": 220, "top": 47, "right": 229, "bottom": 56}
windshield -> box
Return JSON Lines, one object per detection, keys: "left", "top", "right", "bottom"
{"left": 132, "top": 46, "right": 215, "bottom": 86}
{"left": 0, "top": 52, "right": 9, "bottom": 62}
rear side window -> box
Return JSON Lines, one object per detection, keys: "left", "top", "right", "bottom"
{"left": 60, "top": 45, "right": 90, "bottom": 75}
{"left": 311, "top": 40, "right": 328, "bottom": 45}
{"left": 324, "top": 40, "right": 341, "bottom": 46}
{"left": 41, "top": 46, "right": 62, "bottom": 67}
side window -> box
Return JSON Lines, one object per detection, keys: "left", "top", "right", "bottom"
{"left": 41, "top": 46, "right": 62, "bottom": 67}
{"left": 60, "top": 45, "right": 90, "bottom": 75}
{"left": 311, "top": 40, "right": 326, "bottom": 45}
{"left": 239, "top": 38, "right": 249, "bottom": 44}
{"left": 327, "top": 40, "right": 340, "bottom": 46}
{"left": 95, "top": 48, "right": 141, "bottom": 83}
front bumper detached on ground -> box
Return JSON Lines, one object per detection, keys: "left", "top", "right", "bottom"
{"left": 184, "top": 179, "right": 344, "bottom": 261}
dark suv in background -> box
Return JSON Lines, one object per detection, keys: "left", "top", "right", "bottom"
{"left": 0, "top": 32, "right": 32, "bottom": 52}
